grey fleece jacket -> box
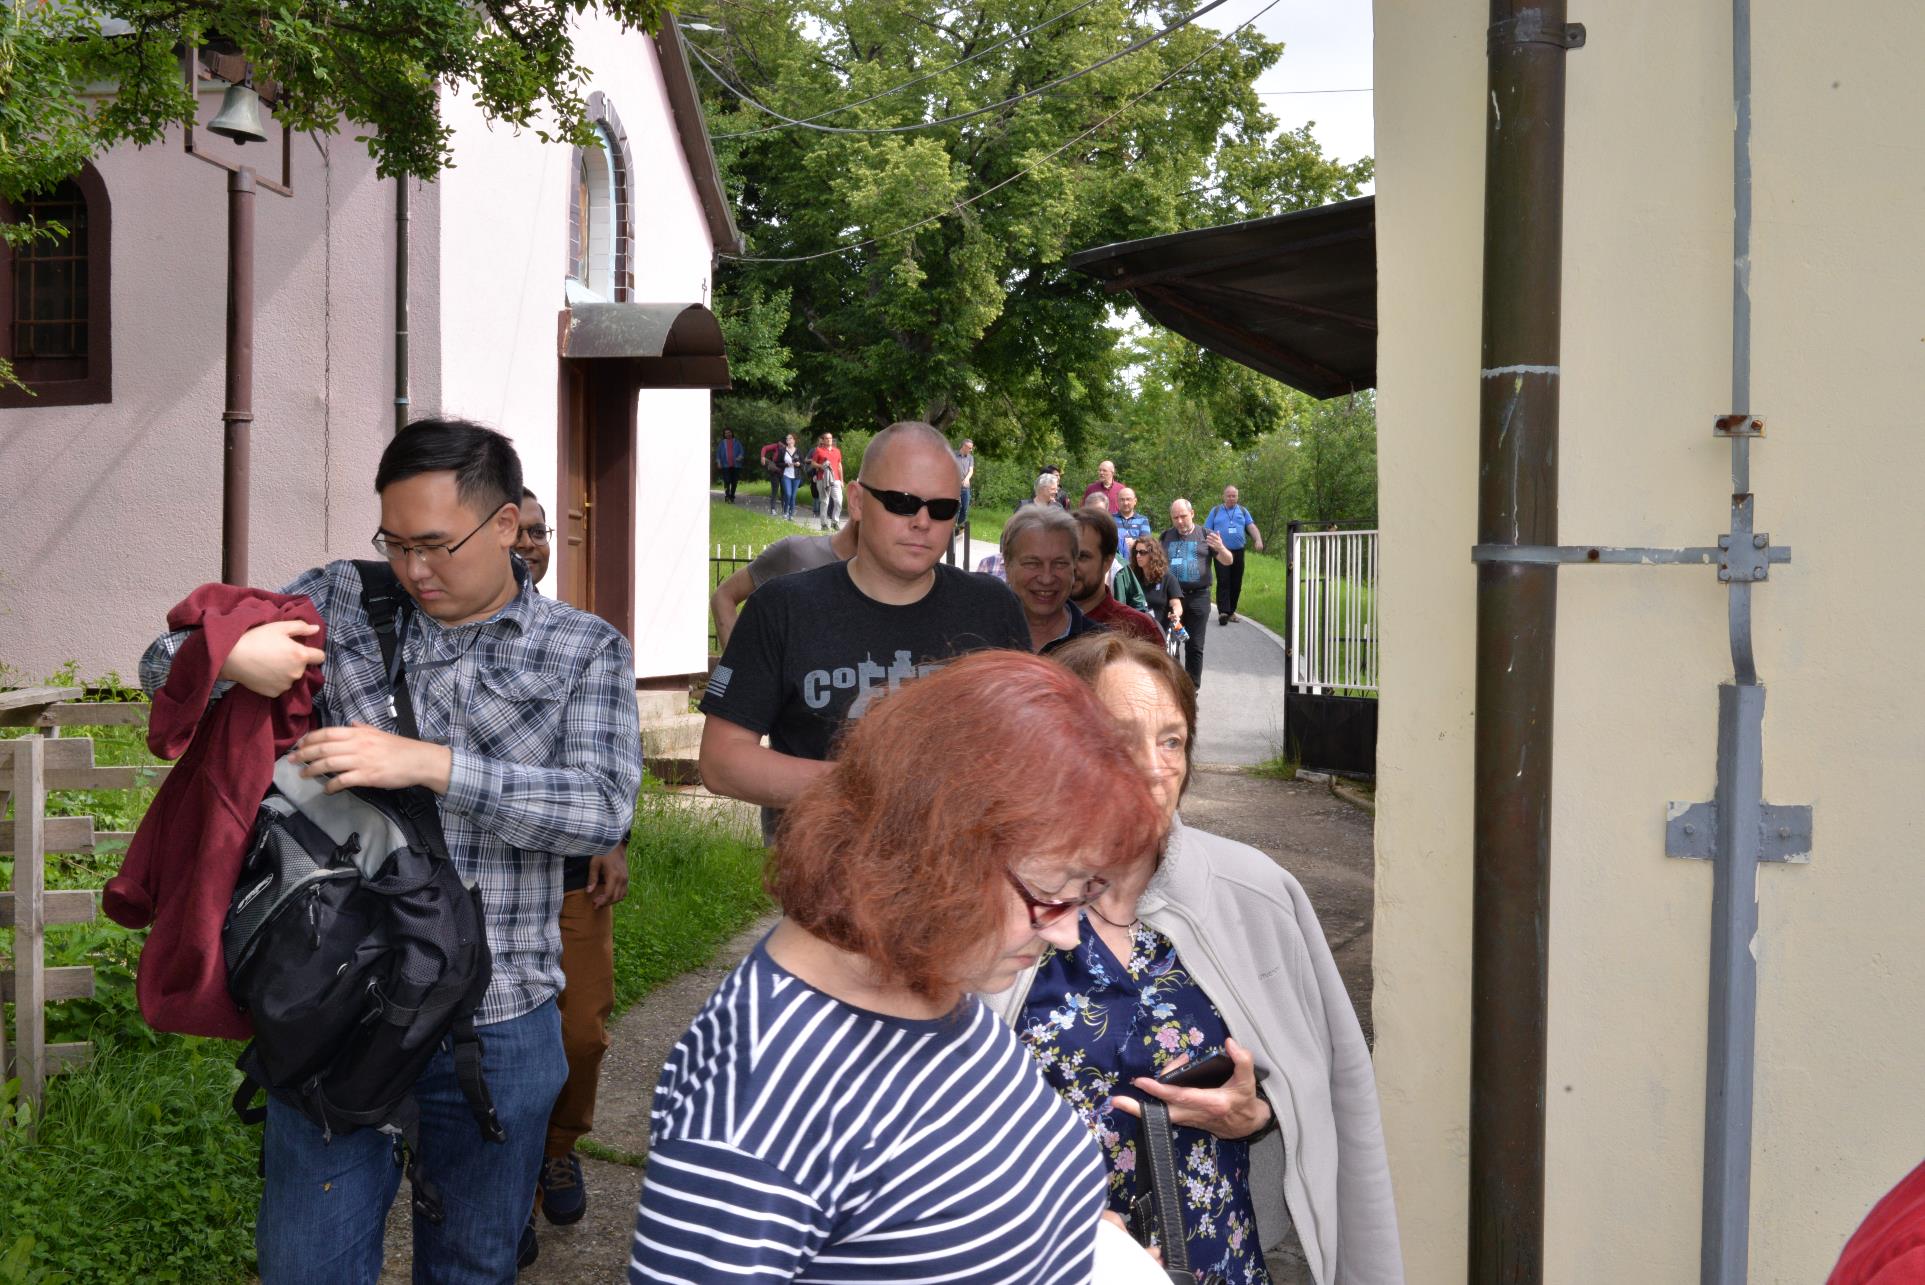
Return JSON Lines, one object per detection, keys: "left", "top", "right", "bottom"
{"left": 985, "top": 815, "right": 1404, "bottom": 1285}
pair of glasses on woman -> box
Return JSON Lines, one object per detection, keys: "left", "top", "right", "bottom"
{"left": 862, "top": 485, "right": 961, "bottom": 522}
{"left": 1004, "top": 870, "right": 1111, "bottom": 929}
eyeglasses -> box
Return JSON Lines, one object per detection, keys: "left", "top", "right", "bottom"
{"left": 1004, "top": 869, "right": 1110, "bottom": 930}
{"left": 860, "top": 484, "right": 961, "bottom": 522}
{"left": 1134, "top": 547, "right": 1152, "bottom": 557}
{"left": 517, "top": 524, "right": 552, "bottom": 544}
{"left": 371, "top": 505, "right": 505, "bottom": 564}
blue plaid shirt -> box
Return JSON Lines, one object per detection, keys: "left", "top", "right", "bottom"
{"left": 140, "top": 560, "right": 642, "bottom": 1025}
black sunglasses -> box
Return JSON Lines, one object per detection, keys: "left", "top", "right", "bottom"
{"left": 861, "top": 484, "right": 961, "bottom": 522}
{"left": 1004, "top": 869, "right": 1110, "bottom": 930}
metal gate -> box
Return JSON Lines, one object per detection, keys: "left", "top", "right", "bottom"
{"left": 1289, "top": 525, "right": 1379, "bottom": 695}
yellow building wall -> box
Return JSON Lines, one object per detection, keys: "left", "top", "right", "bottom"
{"left": 1372, "top": 1, "right": 1925, "bottom": 1281}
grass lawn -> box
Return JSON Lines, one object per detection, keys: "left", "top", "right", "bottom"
{"left": 2, "top": 685, "right": 769, "bottom": 1283}
{"left": 1234, "top": 549, "right": 1288, "bottom": 636}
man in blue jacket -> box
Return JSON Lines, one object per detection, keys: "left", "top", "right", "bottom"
{"left": 1203, "top": 484, "right": 1264, "bottom": 625}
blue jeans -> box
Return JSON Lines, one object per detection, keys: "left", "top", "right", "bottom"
{"left": 781, "top": 474, "right": 799, "bottom": 519}
{"left": 255, "top": 1001, "right": 568, "bottom": 1285}
{"left": 959, "top": 486, "right": 972, "bottom": 528}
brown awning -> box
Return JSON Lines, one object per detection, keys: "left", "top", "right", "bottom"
{"left": 556, "top": 302, "right": 731, "bottom": 389}
{"left": 1068, "top": 196, "right": 1375, "bottom": 398}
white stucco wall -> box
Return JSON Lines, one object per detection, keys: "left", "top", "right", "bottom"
{"left": 0, "top": 107, "right": 399, "bottom": 683}
{"left": 1373, "top": 1, "right": 1925, "bottom": 1280}
{"left": 436, "top": 15, "right": 716, "bottom": 680}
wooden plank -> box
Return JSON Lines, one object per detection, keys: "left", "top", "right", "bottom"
{"left": 12, "top": 736, "right": 47, "bottom": 1105}
{"left": 47, "top": 1042, "right": 91, "bottom": 1075}
{"left": 0, "top": 688, "right": 71, "bottom": 728}
{"left": 0, "top": 889, "right": 96, "bottom": 926}
{"left": 0, "top": 738, "right": 95, "bottom": 773}
{"left": 0, "top": 965, "right": 94, "bottom": 1004}
{"left": 0, "top": 815, "right": 94, "bottom": 854}
{"left": 43, "top": 764, "right": 171, "bottom": 792}
{"left": 34, "top": 702, "right": 149, "bottom": 728}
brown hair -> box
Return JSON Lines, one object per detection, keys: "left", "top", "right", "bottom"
{"left": 1073, "top": 506, "right": 1121, "bottom": 564}
{"left": 772, "top": 650, "right": 1162, "bottom": 1001}
{"left": 1131, "top": 534, "right": 1170, "bottom": 582}
{"left": 1048, "top": 632, "right": 1198, "bottom": 790}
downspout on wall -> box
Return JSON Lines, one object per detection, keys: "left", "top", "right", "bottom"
{"left": 394, "top": 177, "right": 410, "bottom": 434}
{"left": 1469, "top": 3, "right": 1581, "bottom": 1280}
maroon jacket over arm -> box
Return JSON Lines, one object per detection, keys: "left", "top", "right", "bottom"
{"left": 104, "top": 585, "right": 324, "bottom": 1039}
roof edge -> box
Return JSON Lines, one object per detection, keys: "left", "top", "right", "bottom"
{"left": 651, "top": 16, "right": 743, "bottom": 257}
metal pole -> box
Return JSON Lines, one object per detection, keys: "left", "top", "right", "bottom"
{"left": 1471, "top": 3, "right": 1578, "bottom": 1280}
{"left": 222, "top": 165, "right": 257, "bottom": 586}
{"left": 395, "top": 177, "right": 410, "bottom": 434}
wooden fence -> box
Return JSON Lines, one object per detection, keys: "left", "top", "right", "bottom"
{"left": 0, "top": 687, "right": 158, "bottom": 1112}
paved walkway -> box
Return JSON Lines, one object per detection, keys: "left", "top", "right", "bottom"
{"left": 1193, "top": 612, "right": 1292, "bottom": 768}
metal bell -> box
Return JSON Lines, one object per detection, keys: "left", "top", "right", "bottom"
{"left": 208, "top": 84, "right": 268, "bottom": 145}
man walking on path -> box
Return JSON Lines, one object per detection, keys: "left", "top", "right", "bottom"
{"left": 1019, "top": 470, "right": 1062, "bottom": 511}
{"left": 715, "top": 429, "right": 745, "bottom": 502}
{"left": 955, "top": 437, "right": 975, "bottom": 528}
{"left": 759, "top": 440, "right": 783, "bottom": 514}
{"left": 1070, "top": 508, "right": 1162, "bottom": 646}
{"left": 1082, "top": 459, "right": 1123, "bottom": 513}
{"left": 1204, "top": 484, "right": 1264, "bottom": 624}
{"left": 1113, "top": 486, "right": 1152, "bottom": 574}
{"left": 511, "top": 490, "right": 629, "bottom": 1265}
{"left": 1162, "top": 498, "right": 1233, "bottom": 691}
{"left": 697, "top": 421, "right": 1028, "bottom": 837}
{"left": 141, "top": 420, "right": 642, "bottom": 1283}
{"left": 708, "top": 519, "right": 859, "bottom": 652}
{"left": 808, "top": 432, "right": 845, "bottom": 530}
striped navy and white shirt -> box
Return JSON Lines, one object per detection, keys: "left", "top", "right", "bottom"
{"left": 632, "top": 941, "right": 1107, "bottom": 1283}
{"left": 140, "top": 558, "right": 642, "bottom": 1025}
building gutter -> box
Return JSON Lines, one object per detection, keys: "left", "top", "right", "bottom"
{"left": 1469, "top": 3, "right": 1583, "bottom": 1279}
{"left": 651, "top": 17, "right": 743, "bottom": 258}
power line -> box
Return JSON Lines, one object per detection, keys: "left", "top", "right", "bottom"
{"left": 1259, "top": 87, "right": 1372, "bottom": 95}
{"left": 702, "top": 0, "right": 1109, "bottom": 139}
{"left": 720, "top": 0, "right": 1285, "bottom": 265}
{"left": 691, "top": 0, "right": 1236, "bottom": 139}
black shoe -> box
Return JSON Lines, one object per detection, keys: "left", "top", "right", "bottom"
{"left": 539, "top": 1152, "right": 587, "bottom": 1225}
{"left": 1219, "top": 614, "right": 1233, "bottom": 625}
{"left": 518, "top": 1212, "right": 539, "bottom": 1269}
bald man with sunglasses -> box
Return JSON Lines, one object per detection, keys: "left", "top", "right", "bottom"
{"left": 698, "top": 422, "right": 1029, "bottom": 833}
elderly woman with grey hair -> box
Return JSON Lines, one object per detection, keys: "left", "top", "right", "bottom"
{"left": 1001, "top": 504, "right": 1103, "bottom": 654}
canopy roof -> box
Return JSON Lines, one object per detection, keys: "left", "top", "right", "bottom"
{"left": 557, "top": 302, "right": 731, "bottom": 388}
{"left": 1068, "top": 196, "right": 1376, "bottom": 398}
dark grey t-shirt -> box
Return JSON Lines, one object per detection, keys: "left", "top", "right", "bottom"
{"left": 747, "top": 534, "right": 841, "bottom": 588}
{"left": 702, "top": 561, "right": 1029, "bottom": 764}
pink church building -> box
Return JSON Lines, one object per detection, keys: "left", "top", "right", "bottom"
{"left": 0, "top": 18, "right": 738, "bottom": 690}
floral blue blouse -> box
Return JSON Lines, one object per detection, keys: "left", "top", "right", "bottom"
{"left": 1017, "top": 920, "right": 1269, "bottom": 1284}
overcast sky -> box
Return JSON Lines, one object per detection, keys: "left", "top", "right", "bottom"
{"left": 1201, "top": 0, "right": 1375, "bottom": 178}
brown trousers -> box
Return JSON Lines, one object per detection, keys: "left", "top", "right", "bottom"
{"left": 545, "top": 887, "right": 615, "bottom": 1157}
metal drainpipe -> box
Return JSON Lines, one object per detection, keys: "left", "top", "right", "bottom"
{"left": 1470, "top": 3, "right": 1583, "bottom": 1280}
{"left": 394, "top": 178, "right": 410, "bottom": 433}
{"left": 222, "top": 165, "right": 257, "bottom": 586}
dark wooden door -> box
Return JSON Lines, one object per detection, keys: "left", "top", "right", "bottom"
{"left": 560, "top": 364, "right": 592, "bottom": 611}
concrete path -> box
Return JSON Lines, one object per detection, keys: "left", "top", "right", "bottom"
{"left": 1193, "top": 612, "right": 1292, "bottom": 768}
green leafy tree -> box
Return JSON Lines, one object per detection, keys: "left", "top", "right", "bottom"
{"left": 694, "top": 0, "right": 1370, "bottom": 458}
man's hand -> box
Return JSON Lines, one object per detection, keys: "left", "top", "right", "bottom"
{"left": 1107, "top": 1037, "right": 1272, "bottom": 1140}
{"left": 585, "top": 845, "right": 630, "bottom": 908}
{"left": 293, "top": 722, "right": 454, "bottom": 795}
{"left": 221, "top": 620, "right": 327, "bottom": 697}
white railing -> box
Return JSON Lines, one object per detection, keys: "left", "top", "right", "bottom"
{"left": 1290, "top": 528, "right": 1379, "bottom": 695}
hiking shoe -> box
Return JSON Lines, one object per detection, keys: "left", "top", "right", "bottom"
{"left": 539, "top": 1152, "right": 587, "bottom": 1225}
{"left": 518, "top": 1212, "right": 539, "bottom": 1269}
{"left": 1219, "top": 614, "right": 1233, "bottom": 625}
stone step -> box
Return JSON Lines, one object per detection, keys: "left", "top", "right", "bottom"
{"left": 639, "top": 711, "right": 704, "bottom": 758}
{"left": 635, "top": 688, "right": 689, "bottom": 722}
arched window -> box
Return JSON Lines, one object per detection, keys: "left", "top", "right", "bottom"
{"left": 1, "top": 162, "right": 112, "bottom": 408}
{"left": 564, "top": 96, "right": 633, "bottom": 303}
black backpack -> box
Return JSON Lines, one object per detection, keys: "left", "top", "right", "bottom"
{"left": 223, "top": 561, "right": 503, "bottom": 1221}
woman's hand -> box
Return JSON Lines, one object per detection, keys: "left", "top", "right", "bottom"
{"left": 1108, "top": 1037, "right": 1272, "bottom": 1140}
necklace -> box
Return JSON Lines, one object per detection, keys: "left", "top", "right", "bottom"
{"left": 1087, "top": 901, "right": 1139, "bottom": 931}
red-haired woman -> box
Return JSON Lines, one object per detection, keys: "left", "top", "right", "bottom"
{"left": 998, "top": 634, "right": 1404, "bottom": 1284}
{"left": 630, "top": 651, "right": 1165, "bottom": 1283}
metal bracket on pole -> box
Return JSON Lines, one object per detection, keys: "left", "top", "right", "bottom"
{"left": 1665, "top": 800, "right": 1813, "bottom": 863}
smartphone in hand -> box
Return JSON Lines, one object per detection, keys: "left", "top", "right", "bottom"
{"left": 1155, "top": 1050, "right": 1234, "bottom": 1091}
